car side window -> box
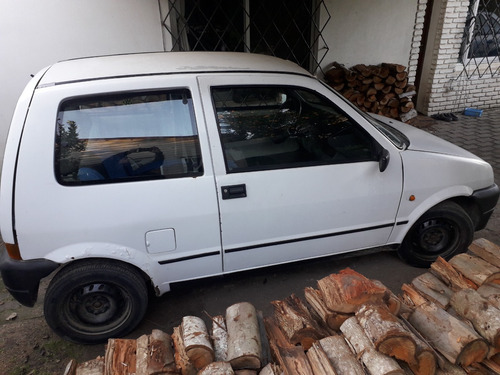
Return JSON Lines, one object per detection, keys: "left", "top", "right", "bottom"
{"left": 212, "top": 86, "right": 376, "bottom": 173}
{"left": 55, "top": 89, "right": 203, "bottom": 185}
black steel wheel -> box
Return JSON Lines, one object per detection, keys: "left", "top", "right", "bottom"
{"left": 399, "top": 201, "right": 474, "bottom": 267}
{"left": 44, "top": 260, "right": 148, "bottom": 344}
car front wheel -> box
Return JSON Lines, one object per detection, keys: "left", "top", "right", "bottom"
{"left": 398, "top": 201, "right": 474, "bottom": 267}
{"left": 44, "top": 259, "right": 148, "bottom": 344}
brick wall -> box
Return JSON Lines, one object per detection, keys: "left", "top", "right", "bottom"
{"left": 411, "top": 0, "right": 500, "bottom": 115}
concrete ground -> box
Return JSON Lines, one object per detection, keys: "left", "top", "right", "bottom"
{"left": 0, "top": 108, "right": 500, "bottom": 373}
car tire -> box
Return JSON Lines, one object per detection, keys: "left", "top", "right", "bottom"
{"left": 398, "top": 201, "right": 474, "bottom": 267}
{"left": 44, "top": 259, "right": 148, "bottom": 344}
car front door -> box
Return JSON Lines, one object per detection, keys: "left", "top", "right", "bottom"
{"left": 197, "top": 74, "right": 404, "bottom": 272}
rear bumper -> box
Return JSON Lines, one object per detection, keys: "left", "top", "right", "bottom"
{"left": 0, "top": 249, "right": 59, "bottom": 307}
{"left": 472, "top": 184, "right": 500, "bottom": 230}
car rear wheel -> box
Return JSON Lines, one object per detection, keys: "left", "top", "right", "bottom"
{"left": 398, "top": 201, "right": 474, "bottom": 267}
{"left": 44, "top": 259, "right": 148, "bottom": 344}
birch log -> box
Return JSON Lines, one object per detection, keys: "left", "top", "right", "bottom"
{"left": 226, "top": 302, "right": 262, "bottom": 370}
{"left": 450, "top": 288, "right": 500, "bottom": 350}
{"left": 411, "top": 273, "right": 453, "bottom": 309}
{"left": 408, "top": 301, "right": 488, "bottom": 366}
{"left": 340, "top": 316, "right": 404, "bottom": 375}
{"left": 136, "top": 330, "right": 176, "bottom": 375}
{"left": 319, "top": 335, "right": 365, "bottom": 375}
{"left": 356, "top": 303, "right": 416, "bottom": 364}
{"left": 477, "top": 283, "right": 500, "bottom": 309}
{"left": 198, "top": 361, "right": 234, "bottom": 375}
{"left": 211, "top": 315, "right": 228, "bottom": 362}
{"left": 181, "top": 316, "right": 214, "bottom": 370}
{"left": 74, "top": 358, "right": 105, "bottom": 375}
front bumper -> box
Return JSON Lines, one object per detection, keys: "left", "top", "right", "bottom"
{"left": 472, "top": 183, "right": 500, "bottom": 230}
{"left": 0, "top": 249, "right": 59, "bottom": 307}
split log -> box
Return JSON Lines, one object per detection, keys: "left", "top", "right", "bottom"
{"left": 340, "top": 316, "right": 404, "bottom": 375}
{"left": 430, "top": 257, "right": 477, "bottom": 291}
{"left": 198, "top": 361, "right": 234, "bottom": 375}
{"left": 482, "top": 358, "right": 500, "bottom": 374}
{"left": 306, "top": 341, "right": 338, "bottom": 375}
{"left": 408, "top": 301, "right": 488, "bottom": 367}
{"left": 304, "top": 287, "right": 351, "bottom": 331}
{"left": 317, "top": 268, "right": 389, "bottom": 313}
{"left": 226, "top": 302, "right": 262, "bottom": 370}
{"left": 74, "top": 358, "right": 105, "bottom": 375}
{"left": 136, "top": 330, "right": 177, "bottom": 375}
{"left": 172, "top": 326, "right": 197, "bottom": 375}
{"left": 258, "top": 363, "right": 281, "bottom": 375}
{"left": 469, "top": 238, "right": 500, "bottom": 268}
{"left": 271, "top": 294, "right": 326, "bottom": 350}
{"left": 355, "top": 303, "right": 416, "bottom": 364}
{"left": 211, "top": 315, "right": 228, "bottom": 362}
{"left": 181, "top": 316, "right": 214, "bottom": 370}
{"left": 372, "top": 279, "right": 403, "bottom": 315}
{"left": 319, "top": 335, "right": 365, "bottom": 375}
{"left": 411, "top": 272, "right": 453, "bottom": 309}
{"left": 449, "top": 253, "right": 500, "bottom": 286}
{"left": 477, "top": 283, "right": 500, "bottom": 309}
{"left": 450, "top": 288, "right": 500, "bottom": 350}
{"left": 104, "top": 339, "right": 136, "bottom": 375}
{"left": 264, "top": 316, "right": 314, "bottom": 375}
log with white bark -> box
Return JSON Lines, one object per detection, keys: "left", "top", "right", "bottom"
{"left": 306, "top": 341, "right": 338, "bottom": 375}
{"left": 226, "top": 302, "right": 262, "bottom": 370}
{"left": 271, "top": 294, "right": 326, "bottom": 349}
{"left": 449, "top": 254, "right": 500, "bottom": 286}
{"left": 319, "top": 335, "right": 365, "bottom": 375}
{"left": 356, "top": 303, "right": 417, "bottom": 365}
{"left": 317, "top": 268, "right": 389, "bottom": 313}
{"left": 198, "top": 361, "right": 234, "bottom": 375}
{"left": 468, "top": 238, "right": 500, "bottom": 268}
{"left": 408, "top": 301, "right": 488, "bottom": 367}
{"left": 181, "top": 316, "right": 214, "bottom": 370}
{"left": 340, "top": 316, "right": 404, "bottom": 375}
{"left": 136, "top": 329, "right": 177, "bottom": 375}
{"left": 411, "top": 272, "right": 453, "bottom": 309}
{"left": 211, "top": 315, "right": 228, "bottom": 362}
{"left": 172, "top": 326, "right": 197, "bottom": 375}
{"left": 477, "top": 283, "right": 500, "bottom": 309}
{"left": 450, "top": 288, "right": 500, "bottom": 350}
{"left": 64, "top": 358, "right": 106, "bottom": 375}
{"left": 304, "top": 287, "right": 351, "bottom": 331}
{"left": 430, "top": 257, "right": 477, "bottom": 292}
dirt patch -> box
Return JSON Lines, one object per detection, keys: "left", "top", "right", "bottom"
{"left": 0, "top": 272, "right": 104, "bottom": 375}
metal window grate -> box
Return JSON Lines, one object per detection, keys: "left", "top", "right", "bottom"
{"left": 461, "top": 0, "right": 500, "bottom": 78}
{"left": 162, "top": 0, "right": 331, "bottom": 74}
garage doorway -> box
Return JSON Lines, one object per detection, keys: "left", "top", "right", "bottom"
{"left": 161, "top": 0, "right": 330, "bottom": 73}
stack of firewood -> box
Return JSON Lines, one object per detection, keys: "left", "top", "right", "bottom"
{"left": 324, "top": 62, "right": 417, "bottom": 122}
{"left": 63, "top": 238, "right": 500, "bottom": 375}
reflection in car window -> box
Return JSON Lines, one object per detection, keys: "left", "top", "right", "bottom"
{"left": 212, "top": 86, "right": 376, "bottom": 173}
{"left": 55, "top": 89, "right": 203, "bottom": 185}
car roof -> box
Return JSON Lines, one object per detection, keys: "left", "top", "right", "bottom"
{"left": 38, "top": 52, "right": 312, "bottom": 86}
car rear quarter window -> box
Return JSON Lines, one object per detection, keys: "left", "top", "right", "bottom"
{"left": 55, "top": 89, "right": 203, "bottom": 185}
{"left": 212, "top": 86, "right": 376, "bottom": 173}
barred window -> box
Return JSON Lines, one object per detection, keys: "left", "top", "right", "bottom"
{"left": 463, "top": 0, "right": 500, "bottom": 60}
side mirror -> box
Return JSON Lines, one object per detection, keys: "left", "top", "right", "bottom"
{"left": 379, "top": 148, "right": 390, "bottom": 172}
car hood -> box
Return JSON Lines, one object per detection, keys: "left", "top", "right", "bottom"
{"left": 371, "top": 114, "right": 482, "bottom": 160}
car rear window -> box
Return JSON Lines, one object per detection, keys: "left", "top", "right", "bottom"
{"left": 55, "top": 89, "right": 203, "bottom": 185}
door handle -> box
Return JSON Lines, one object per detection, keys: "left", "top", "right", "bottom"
{"left": 221, "top": 184, "right": 247, "bottom": 200}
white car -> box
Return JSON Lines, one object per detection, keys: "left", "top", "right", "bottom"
{"left": 0, "top": 52, "right": 498, "bottom": 343}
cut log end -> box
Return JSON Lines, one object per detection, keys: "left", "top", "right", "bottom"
{"left": 456, "top": 339, "right": 489, "bottom": 367}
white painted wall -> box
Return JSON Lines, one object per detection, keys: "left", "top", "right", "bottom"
{"left": 0, "top": 0, "right": 165, "bottom": 171}
{"left": 320, "top": 0, "right": 418, "bottom": 69}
